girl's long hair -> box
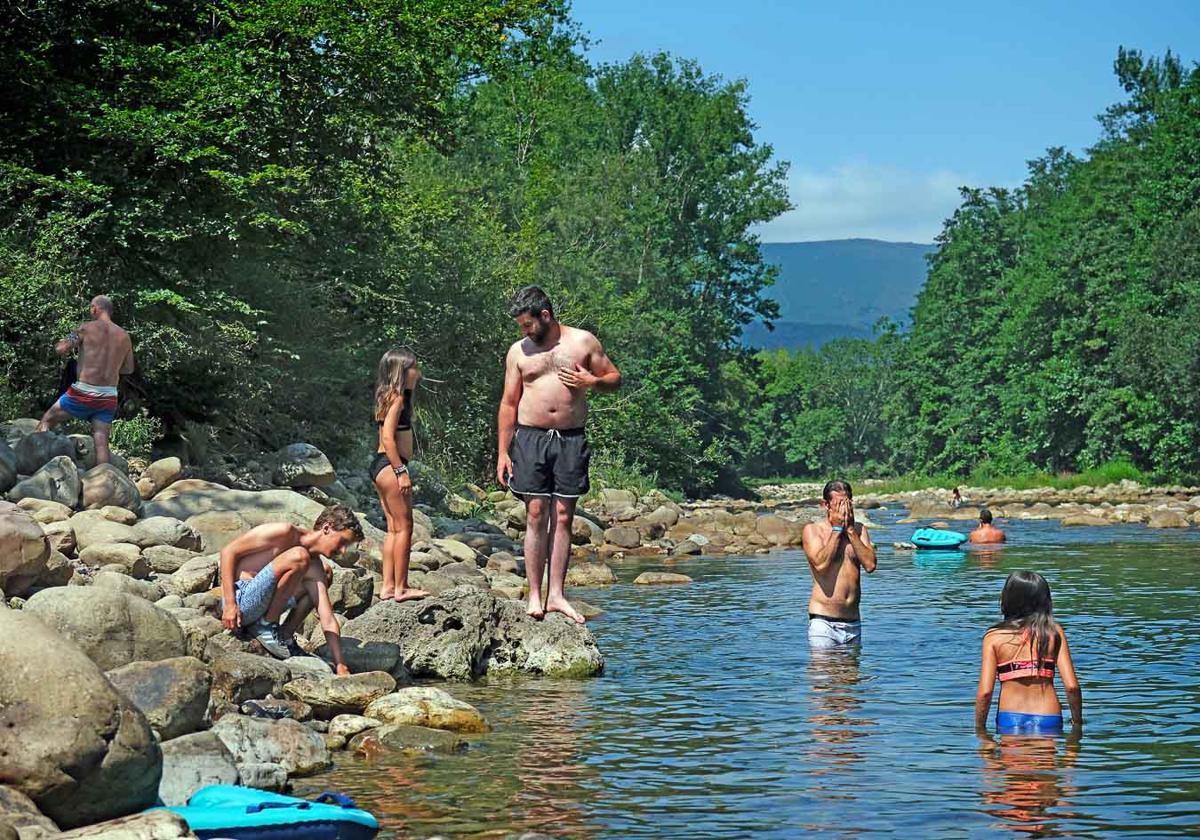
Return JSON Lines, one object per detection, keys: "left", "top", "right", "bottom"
{"left": 374, "top": 348, "right": 416, "bottom": 422}
{"left": 989, "top": 570, "right": 1058, "bottom": 663}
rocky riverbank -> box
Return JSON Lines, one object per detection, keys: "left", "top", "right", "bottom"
{"left": 0, "top": 419, "right": 820, "bottom": 838}
{"left": 756, "top": 479, "right": 1200, "bottom": 528}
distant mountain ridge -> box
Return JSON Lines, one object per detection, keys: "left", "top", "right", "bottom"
{"left": 746, "top": 238, "right": 935, "bottom": 350}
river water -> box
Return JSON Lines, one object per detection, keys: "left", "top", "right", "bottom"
{"left": 297, "top": 508, "right": 1200, "bottom": 838}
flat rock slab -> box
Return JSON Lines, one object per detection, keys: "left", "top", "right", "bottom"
{"left": 633, "top": 572, "right": 693, "bottom": 585}
{"left": 339, "top": 587, "right": 604, "bottom": 680}
{"left": 281, "top": 672, "right": 397, "bottom": 719}
{"left": 350, "top": 723, "right": 468, "bottom": 757}
{"left": 210, "top": 714, "right": 330, "bottom": 776}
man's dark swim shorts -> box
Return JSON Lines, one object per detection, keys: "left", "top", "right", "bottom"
{"left": 508, "top": 424, "right": 590, "bottom": 498}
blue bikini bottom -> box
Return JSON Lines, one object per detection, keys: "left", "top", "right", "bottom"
{"left": 996, "top": 711, "right": 1064, "bottom": 735}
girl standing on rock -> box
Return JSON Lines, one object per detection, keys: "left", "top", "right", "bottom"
{"left": 371, "top": 348, "right": 429, "bottom": 602}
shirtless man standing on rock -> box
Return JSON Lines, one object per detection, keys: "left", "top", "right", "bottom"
{"left": 801, "top": 479, "right": 877, "bottom": 647}
{"left": 497, "top": 286, "right": 621, "bottom": 623}
{"left": 37, "top": 295, "right": 135, "bottom": 465}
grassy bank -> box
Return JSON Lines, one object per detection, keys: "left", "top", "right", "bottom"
{"left": 747, "top": 461, "right": 1153, "bottom": 495}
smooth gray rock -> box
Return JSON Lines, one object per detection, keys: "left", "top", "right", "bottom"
{"left": 12, "top": 433, "right": 74, "bottom": 476}
{"left": 106, "top": 657, "right": 212, "bottom": 741}
{"left": 80, "top": 463, "right": 141, "bottom": 513}
{"left": 157, "top": 731, "right": 237, "bottom": 808}
{"left": 272, "top": 443, "right": 336, "bottom": 488}
{"left": 0, "top": 502, "right": 49, "bottom": 596}
{"left": 0, "top": 609, "right": 161, "bottom": 829}
{"left": 23, "top": 586, "right": 186, "bottom": 670}
{"left": 8, "top": 456, "right": 80, "bottom": 508}
{"left": 211, "top": 715, "right": 330, "bottom": 776}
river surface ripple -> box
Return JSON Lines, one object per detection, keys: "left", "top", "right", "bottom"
{"left": 298, "top": 510, "right": 1200, "bottom": 838}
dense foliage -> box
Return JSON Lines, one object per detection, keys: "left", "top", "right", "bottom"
{"left": 744, "top": 49, "right": 1200, "bottom": 483}
{"left": 4, "top": 8, "right": 1193, "bottom": 492}
{"left": 0, "top": 1, "right": 787, "bottom": 494}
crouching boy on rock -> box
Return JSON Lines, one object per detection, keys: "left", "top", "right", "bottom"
{"left": 219, "top": 504, "right": 363, "bottom": 675}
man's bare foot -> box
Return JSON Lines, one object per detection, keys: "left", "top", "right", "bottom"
{"left": 394, "top": 587, "right": 429, "bottom": 603}
{"left": 335, "top": 663, "right": 351, "bottom": 677}
{"left": 545, "top": 596, "right": 585, "bottom": 624}
{"left": 526, "top": 596, "right": 545, "bottom": 620}
{"left": 378, "top": 588, "right": 395, "bottom": 601}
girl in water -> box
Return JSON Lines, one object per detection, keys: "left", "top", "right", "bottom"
{"left": 975, "top": 571, "right": 1082, "bottom": 735}
{"left": 370, "top": 348, "right": 428, "bottom": 602}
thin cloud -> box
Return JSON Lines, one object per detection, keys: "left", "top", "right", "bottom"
{"left": 757, "top": 163, "right": 976, "bottom": 243}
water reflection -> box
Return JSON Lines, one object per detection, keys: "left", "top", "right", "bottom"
{"left": 507, "top": 680, "right": 595, "bottom": 838}
{"left": 805, "top": 646, "right": 871, "bottom": 781}
{"left": 977, "top": 732, "right": 1080, "bottom": 836}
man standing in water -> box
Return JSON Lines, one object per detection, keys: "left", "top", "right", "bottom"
{"left": 969, "top": 508, "right": 1006, "bottom": 544}
{"left": 801, "top": 479, "right": 877, "bottom": 647}
{"left": 37, "top": 295, "right": 135, "bottom": 465}
{"left": 497, "top": 286, "right": 621, "bottom": 623}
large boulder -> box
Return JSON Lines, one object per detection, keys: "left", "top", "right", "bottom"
{"left": 281, "top": 672, "right": 397, "bottom": 719}
{"left": 364, "top": 686, "right": 488, "bottom": 733}
{"left": 15, "top": 497, "right": 74, "bottom": 524}
{"left": 1148, "top": 509, "right": 1190, "bottom": 529}
{"left": 565, "top": 561, "right": 617, "bottom": 587}
{"left": 161, "top": 555, "right": 219, "bottom": 598}
{"left": 92, "top": 570, "right": 163, "bottom": 602}
{"left": 79, "top": 542, "right": 147, "bottom": 577}
{"left": 210, "top": 714, "right": 330, "bottom": 776}
{"left": 0, "top": 502, "right": 49, "bottom": 596}
{"left": 603, "top": 526, "right": 640, "bottom": 549}
{"left": 0, "top": 441, "right": 16, "bottom": 495}
{"left": 23, "top": 587, "right": 186, "bottom": 670}
{"left": 8, "top": 456, "right": 80, "bottom": 508}
{"left": 139, "top": 457, "right": 183, "bottom": 500}
{"left": 0, "top": 609, "right": 161, "bottom": 829}
{"left": 327, "top": 565, "right": 374, "bottom": 618}
{"left": 71, "top": 512, "right": 139, "bottom": 552}
{"left": 208, "top": 652, "right": 291, "bottom": 711}
{"left": 105, "top": 657, "right": 212, "bottom": 741}
{"left": 272, "top": 443, "right": 335, "bottom": 488}
{"left": 143, "top": 545, "right": 202, "bottom": 574}
{"left": 81, "top": 464, "right": 142, "bottom": 513}
{"left": 339, "top": 587, "right": 604, "bottom": 680}
{"left": 755, "top": 514, "right": 803, "bottom": 546}
{"left": 132, "top": 517, "right": 204, "bottom": 551}
{"left": 142, "top": 480, "right": 327, "bottom": 551}
{"left": 12, "top": 432, "right": 74, "bottom": 476}
{"left": 157, "top": 732, "right": 238, "bottom": 808}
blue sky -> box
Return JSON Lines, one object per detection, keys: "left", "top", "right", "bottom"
{"left": 570, "top": 0, "right": 1199, "bottom": 243}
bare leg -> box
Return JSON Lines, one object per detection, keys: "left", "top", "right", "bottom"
{"left": 544, "top": 496, "right": 584, "bottom": 624}
{"left": 279, "top": 591, "right": 313, "bottom": 640}
{"left": 524, "top": 496, "right": 551, "bottom": 619}
{"left": 374, "top": 472, "right": 396, "bottom": 599}
{"left": 93, "top": 421, "right": 111, "bottom": 465}
{"left": 261, "top": 554, "right": 307, "bottom": 624}
{"left": 374, "top": 469, "right": 427, "bottom": 602}
{"left": 302, "top": 558, "right": 349, "bottom": 675}
{"left": 36, "top": 403, "right": 71, "bottom": 433}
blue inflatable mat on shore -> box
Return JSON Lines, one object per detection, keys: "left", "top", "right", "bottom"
{"left": 911, "top": 528, "right": 968, "bottom": 548}
{"left": 156, "top": 785, "right": 379, "bottom": 840}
